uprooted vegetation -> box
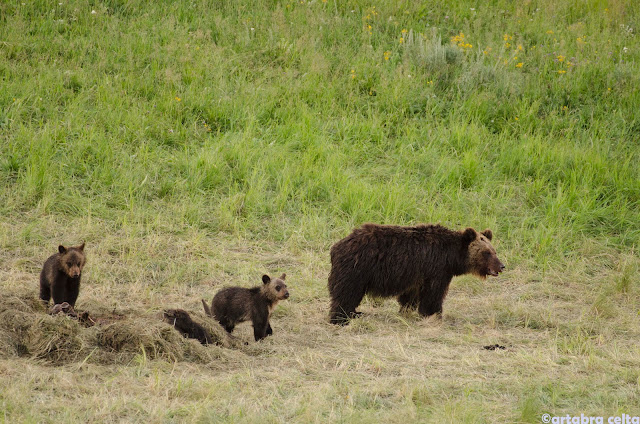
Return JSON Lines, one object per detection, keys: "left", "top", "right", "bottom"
{"left": 0, "top": 289, "right": 244, "bottom": 366}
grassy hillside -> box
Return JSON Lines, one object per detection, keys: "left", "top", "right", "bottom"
{"left": 1, "top": 0, "right": 639, "bottom": 422}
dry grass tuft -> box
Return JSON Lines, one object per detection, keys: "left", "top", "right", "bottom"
{"left": 0, "top": 288, "right": 241, "bottom": 366}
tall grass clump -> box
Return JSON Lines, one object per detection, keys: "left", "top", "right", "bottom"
{"left": 1, "top": 0, "right": 638, "bottom": 262}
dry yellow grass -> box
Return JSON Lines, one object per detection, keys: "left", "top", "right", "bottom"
{"left": 1, "top": 217, "right": 638, "bottom": 422}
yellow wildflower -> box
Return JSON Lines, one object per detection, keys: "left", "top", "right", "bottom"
{"left": 558, "top": 70, "right": 566, "bottom": 74}
{"left": 451, "top": 32, "right": 465, "bottom": 44}
{"left": 175, "top": 97, "right": 181, "bottom": 101}
{"left": 383, "top": 51, "right": 391, "bottom": 61}
{"left": 557, "top": 55, "right": 565, "bottom": 62}
{"left": 516, "top": 62, "right": 523, "bottom": 68}
{"left": 451, "top": 32, "right": 473, "bottom": 49}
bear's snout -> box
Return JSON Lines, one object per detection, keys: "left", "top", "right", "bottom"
{"left": 488, "top": 260, "right": 505, "bottom": 276}
{"left": 283, "top": 292, "right": 290, "bottom": 299}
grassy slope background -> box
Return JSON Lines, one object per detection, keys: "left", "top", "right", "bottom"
{"left": 1, "top": 0, "right": 639, "bottom": 422}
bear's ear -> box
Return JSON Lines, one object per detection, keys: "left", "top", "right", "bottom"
{"left": 481, "top": 229, "right": 493, "bottom": 241}
{"left": 78, "top": 242, "right": 85, "bottom": 251}
{"left": 461, "top": 228, "right": 477, "bottom": 244}
{"left": 58, "top": 245, "right": 67, "bottom": 254}
{"left": 262, "top": 274, "right": 271, "bottom": 285}
{"left": 279, "top": 273, "right": 286, "bottom": 280}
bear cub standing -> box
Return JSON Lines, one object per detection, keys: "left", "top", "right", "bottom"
{"left": 202, "top": 273, "right": 289, "bottom": 341}
{"left": 40, "top": 243, "right": 86, "bottom": 308}
{"left": 328, "top": 224, "right": 505, "bottom": 324}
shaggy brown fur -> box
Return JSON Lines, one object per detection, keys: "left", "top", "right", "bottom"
{"left": 163, "top": 309, "right": 212, "bottom": 345}
{"left": 328, "top": 224, "right": 505, "bottom": 324}
{"left": 203, "top": 274, "right": 289, "bottom": 341}
{"left": 39, "top": 243, "right": 86, "bottom": 307}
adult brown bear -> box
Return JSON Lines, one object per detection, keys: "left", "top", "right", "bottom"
{"left": 328, "top": 224, "right": 504, "bottom": 324}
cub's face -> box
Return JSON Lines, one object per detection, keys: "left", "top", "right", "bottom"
{"left": 262, "top": 273, "right": 290, "bottom": 301}
{"left": 463, "top": 229, "right": 505, "bottom": 279}
{"left": 59, "top": 243, "right": 86, "bottom": 279}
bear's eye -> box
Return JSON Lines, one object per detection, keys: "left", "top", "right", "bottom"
{"left": 482, "top": 251, "right": 491, "bottom": 258}
{"left": 67, "top": 262, "right": 73, "bottom": 267}
{"left": 275, "top": 285, "right": 282, "bottom": 291}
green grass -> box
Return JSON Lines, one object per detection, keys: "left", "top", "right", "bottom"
{"left": 1, "top": 0, "right": 639, "bottom": 422}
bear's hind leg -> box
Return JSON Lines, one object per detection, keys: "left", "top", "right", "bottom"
{"left": 329, "top": 289, "right": 365, "bottom": 325}
{"left": 217, "top": 318, "right": 235, "bottom": 334}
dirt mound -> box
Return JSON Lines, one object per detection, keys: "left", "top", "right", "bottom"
{"left": 0, "top": 289, "right": 239, "bottom": 365}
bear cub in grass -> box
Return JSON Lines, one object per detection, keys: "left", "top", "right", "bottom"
{"left": 328, "top": 224, "right": 505, "bottom": 324}
{"left": 39, "top": 243, "right": 86, "bottom": 308}
{"left": 202, "top": 273, "right": 289, "bottom": 341}
{"left": 163, "top": 309, "right": 212, "bottom": 345}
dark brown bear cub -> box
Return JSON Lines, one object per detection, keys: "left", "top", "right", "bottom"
{"left": 39, "top": 243, "right": 86, "bottom": 308}
{"left": 163, "top": 309, "right": 212, "bottom": 345}
{"left": 202, "top": 274, "right": 289, "bottom": 341}
{"left": 328, "top": 224, "right": 505, "bottom": 325}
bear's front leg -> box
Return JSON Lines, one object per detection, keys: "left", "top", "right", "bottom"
{"left": 253, "top": 317, "right": 270, "bottom": 341}
{"left": 50, "top": 281, "right": 68, "bottom": 306}
{"left": 418, "top": 278, "right": 451, "bottom": 317}
{"left": 67, "top": 279, "right": 81, "bottom": 307}
{"left": 397, "top": 287, "right": 419, "bottom": 313}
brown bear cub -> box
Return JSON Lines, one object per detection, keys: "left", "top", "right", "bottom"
{"left": 163, "top": 309, "right": 212, "bottom": 345}
{"left": 328, "top": 224, "right": 505, "bottom": 325}
{"left": 202, "top": 273, "right": 289, "bottom": 341}
{"left": 39, "top": 243, "right": 86, "bottom": 309}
